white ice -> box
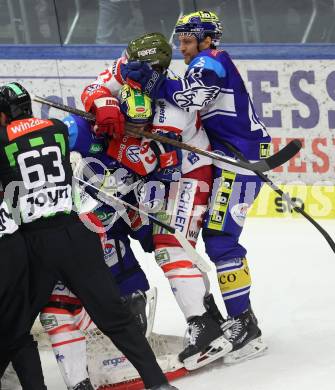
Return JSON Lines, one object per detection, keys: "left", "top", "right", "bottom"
{"left": 42, "top": 217, "right": 335, "bottom": 390}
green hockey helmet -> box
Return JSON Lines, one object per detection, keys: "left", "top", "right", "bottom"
{"left": 126, "top": 32, "right": 172, "bottom": 72}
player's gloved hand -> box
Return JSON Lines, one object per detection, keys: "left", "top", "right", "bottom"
{"left": 93, "top": 96, "right": 125, "bottom": 138}
{"left": 148, "top": 131, "right": 182, "bottom": 182}
{"left": 120, "top": 61, "right": 166, "bottom": 99}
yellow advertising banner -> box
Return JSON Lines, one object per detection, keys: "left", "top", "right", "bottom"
{"left": 249, "top": 184, "right": 335, "bottom": 219}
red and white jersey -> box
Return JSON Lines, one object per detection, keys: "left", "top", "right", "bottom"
{"left": 152, "top": 98, "right": 212, "bottom": 174}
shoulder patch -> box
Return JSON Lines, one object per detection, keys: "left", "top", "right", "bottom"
{"left": 189, "top": 54, "right": 226, "bottom": 78}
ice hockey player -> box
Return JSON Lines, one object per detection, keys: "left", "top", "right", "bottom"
{"left": 0, "top": 82, "right": 176, "bottom": 390}
{"left": 81, "top": 32, "right": 234, "bottom": 371}
{"left": 118, "top": 11, "right": 270, "bottom": 364}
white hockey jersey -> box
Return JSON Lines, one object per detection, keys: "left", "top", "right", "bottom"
{"left": 82, "top": 61, "right": 212, "bottom": 175}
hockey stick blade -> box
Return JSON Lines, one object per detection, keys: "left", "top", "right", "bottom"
{"left": 250, "top": 139, "right": 302, "bottom": 171}
{"left": 265, "top": 179, "right": 335, "bottom": 254}
{"left": 74, "top": 176, "right": 211, "bottom": 272}
{"left": 33, "top": 95, "right": 300, "bottom": 173}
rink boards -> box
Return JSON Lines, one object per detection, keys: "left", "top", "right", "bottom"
{"left": 0, "top": 45, "right": 334, "bottom": 218}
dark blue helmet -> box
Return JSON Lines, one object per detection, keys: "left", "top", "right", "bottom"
{"left": 174, "top": 10, "right": 223, "bottom": 47}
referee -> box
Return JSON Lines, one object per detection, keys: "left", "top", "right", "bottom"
{"left": 0, "top": 83, "right": 175, "bottom": 390}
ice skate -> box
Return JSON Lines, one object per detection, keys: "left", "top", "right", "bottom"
{"left": 73, "top": 378, "right": 94, "bottom": 389}
{"left": 179, "top": 311, "right": 232, "bottom": 370}
{"left": 223, "top": 307, "right": 268, "bottom": 365}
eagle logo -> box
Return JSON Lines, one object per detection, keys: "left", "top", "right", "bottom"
{"left": 173, "top": 86, "right": 220, "bottom": 108}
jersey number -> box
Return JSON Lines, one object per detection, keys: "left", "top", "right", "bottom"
{"left": 17, "top": 146, "right": 65, "bottom": 189}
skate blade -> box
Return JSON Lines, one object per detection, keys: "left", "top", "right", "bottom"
{"left": 184, "top": 336, "right": 233, "bottom": 371}
{"left": 223, "top": 337, "right": 268, "bottom": 365}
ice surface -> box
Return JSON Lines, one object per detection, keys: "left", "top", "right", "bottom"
{"left": 42, "top": 218, "right": 335, "bottom": 390}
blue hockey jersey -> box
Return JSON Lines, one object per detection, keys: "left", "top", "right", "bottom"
{"left": 157, "top": 49, "right": 271, "bottom": 161}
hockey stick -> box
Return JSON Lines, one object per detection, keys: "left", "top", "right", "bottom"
{"left": 220, "top": 140, "right": 335, "bottom": 254}
{"left": 33, "top": 95, "right": 301, "bottom": 173}
{"left": 74, "top": 175, "right": 212, "bottom": 272}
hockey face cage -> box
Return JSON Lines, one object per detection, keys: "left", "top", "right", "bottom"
{"left": 0, "top": 82, "right": 32, "bottom": 121}
{"left": 126, "top": 32, "right": 172, "bottom": 72}
{"left": 174, "top": 10, "right": 223, "bottom": 47}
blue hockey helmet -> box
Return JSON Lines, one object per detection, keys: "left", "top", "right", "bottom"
{"left": 174, "top": 10, "right": 223, "bottom": 47}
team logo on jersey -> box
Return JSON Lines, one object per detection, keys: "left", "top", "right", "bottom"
{"left": 126, "top": 145, "right": 141, "bottom": 163}
{"left": 173, "top": 86, "right": 220, "bottom": 108}
{"left": 187, "top": 151, "right": 200, "bottom": 165}
{"left": 7, "top": 118, "right": 53, "bottom": 141}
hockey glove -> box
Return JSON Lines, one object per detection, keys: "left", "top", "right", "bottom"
{"left": 93, "top": 96, "right": 125, "bottom": 138}
{"left": 148, "top": 131, "right": 182, "bottom": 182}
{"left": 120, "top": 61, "right": 165, "bottom": 99}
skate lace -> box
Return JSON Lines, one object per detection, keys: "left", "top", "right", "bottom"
{"left": 229, "top": 318, "right": 244, "bottom": 342}
{"left": 185, "top": 322, "right": 201, "bottom": 346}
